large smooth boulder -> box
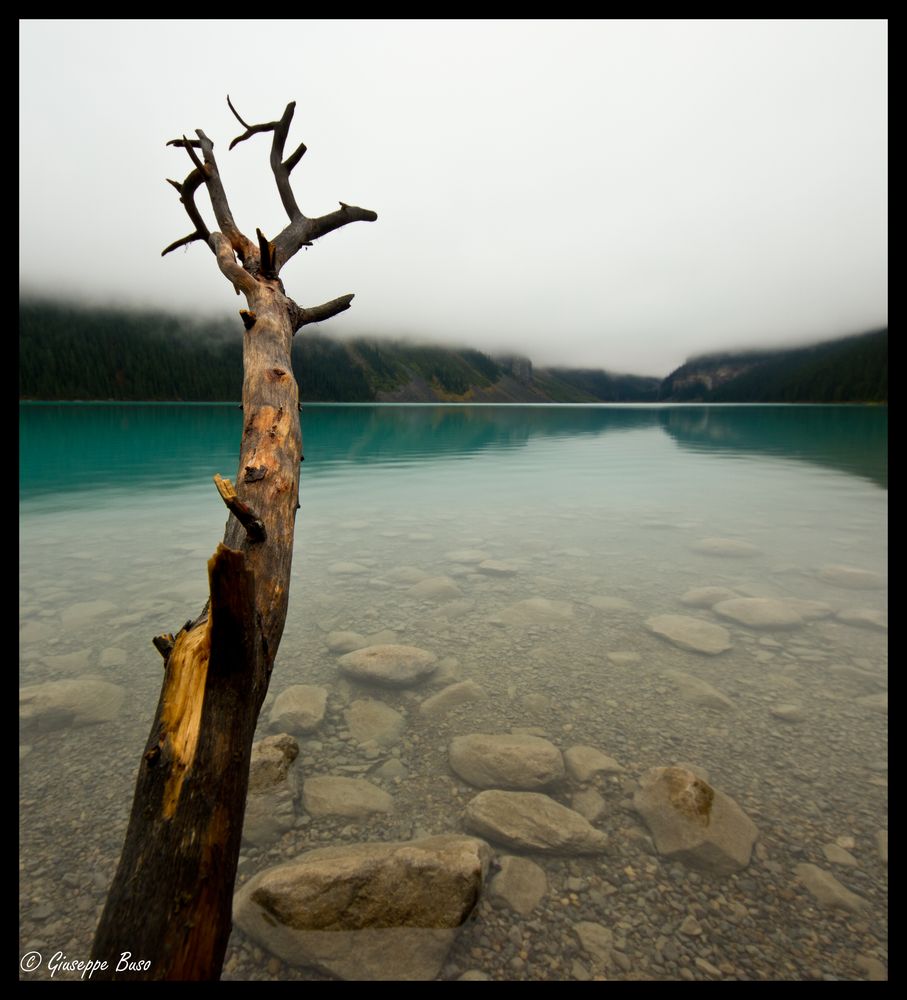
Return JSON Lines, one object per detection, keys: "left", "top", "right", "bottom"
{"left": 633, "top": 766, "right": 757, "bottom": 875}
{"left": 233, "top": 835, "right": 491, "bottom": 980}
{"left": 646, "top": 615, "right": 732, "bottom": 655}
{"left": 449, "top": 734, "right": 565, "bottom": 790}
{"left": 337, "top": 645, "right": 438, "bottom": 687}
{"left": 464, "top": 790, "right": 609, "bottom": 854}
{"left": 19, "top": 678, "right": 125, "bottom": 734}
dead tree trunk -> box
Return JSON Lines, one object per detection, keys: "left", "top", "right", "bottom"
{"left": 91, "top": 98, "right": 376, "bottom": 980}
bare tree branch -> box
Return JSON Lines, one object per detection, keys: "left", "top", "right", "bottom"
{"left": 227, "top": 99, "right": 305, "bottom": 225}
{"left": 210, "top": 233, "right": 257, "bottom": 297}
{"left": 273, "top": 202, "right": 377, "bottom": 271}
{"left": 289, "top": 293, "right": 355, "bottom": 333}
{"left": 161, "top": 169, "right": 212, "bottom": 257}
{"left": 193, "top": 129, "right": 259, "bottom": 266}
{"left": 225, "top": 94, "right": 252, "bottom": 131}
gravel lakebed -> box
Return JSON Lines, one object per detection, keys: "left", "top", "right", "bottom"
{"left": 20, "top": 511, "right": 888, "bottom": 980}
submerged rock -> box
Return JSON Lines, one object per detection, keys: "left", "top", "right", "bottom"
{"left": 344, "top": 699, "right": 405, "bottom": 747}
{"left": 328, "top": 562, "right": 370, "bottom": 575}
{"left": 822, "top": 843, "right": 858, "bottom": 866}
{"left": 269, "top": 685, "right": 328, "bottom": 735}
{"left": 463, "top": 790, "right": 609, "bottom": 854}
{"left": 664, "top": 670, "right": 735, "bottom": 712}
{"left": 248, "top": 733, "right": 299, "bottom": 793}
{"left": 233, "top": 835, "right": 491, "bottom": 980}
{"left": 712, "top": 598, "right": 804, "bottom": 629}
{"left": 690, "top": 538, "right": 760, "bottom": 558}
{"left": 489, "top": 855, "right": 548, "bottom": 915}
{"left": 19, "top": 678, "right": 125, "bottom": 734}
{"left": 794, "top": 863, "right": 868, "bottom": 912}
{"left": 818, "top": 565, "right": 885, "bottom": 590}
{"left": 633, "top": 766, "right": 757, "bottom": 875}
{"left": 445, "top": 549, "right": 491, "bottom": 564}
{"left": 59, "top": 599, "right": 117, "bottom": 627}
{"left": 585, "top": 595, "right": 637, "bottom": 613}
{"left": 836, "top": 608, "right": 888, "bottom": 630}
{"left": 244, "top": 734, "right": 299, "bottom": 847}
{"left": 419, "top": 680, "right": 486, "bottom": 718}
{"left": 384, "top": 566, "right": 431, "bottom": 585}
{"left": 496, "top": 598, "right": 575, "bottom": 626}
{"left": 477, "top": 560, "right": 518, "bottom": 576}
{"left": 302, "top": 776, "right": 394, "bottom": 818}
{"left": 855, "top": 693, "right": 887, "bottom": 714}
{"left": 325, "top": 631, "right": 368, "bottom": 653}
{"left": 783, "top": 599, "right": 834, "bottom": 620}
{"left": 574, "top": 921, "right": 614, "bottom": 967}
{"left": 646, "top": 615, "right": 732, "bottom": 655}
{"left": 449, "top": 733, "right": 565, "bottom": 790}
{"left": 877, "top": 830, "right": 888, "bottom": 865}
{"left": 563, "top": 745, "right": 625, "bottom": 782}
{"left": 571, "top": 788, "right": 606, "bottom": 822}
{"left": 406, "top": 577, "right": 463, "bottom": 602}
{"left": 770, "top": 703, "right": 806, "bottom": 723}
{"left": 337, "top": 645, "right": 438, "bottom": 687}
{"left": 680, "top": 586, "right": 739, "bottom": 608}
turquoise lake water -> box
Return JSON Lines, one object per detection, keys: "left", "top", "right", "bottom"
{"left": 19, "top": 403, "right": 888, "bottom": 981}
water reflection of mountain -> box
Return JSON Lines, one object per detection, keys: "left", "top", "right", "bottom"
{"left": 312, "top": 405, "right": 661, "bottom": 467}
{"left": 659, "top": 406, "right": 887, "bottom": 489}
{"left": 19, "top": 403, "right": 662, "bottom": 500}
{"left": 20, "top": 403, "right": 887, "bottom": 500}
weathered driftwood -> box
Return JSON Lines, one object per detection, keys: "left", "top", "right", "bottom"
{"left": 91, "top": 98, "right": 375, "bottom": 980}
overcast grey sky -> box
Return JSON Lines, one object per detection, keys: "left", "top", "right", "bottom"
{"left": 19, "top": 19, "right": 887, "bottom": 376}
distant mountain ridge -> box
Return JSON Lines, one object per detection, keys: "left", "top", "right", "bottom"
{"left": 19, "top": 299, "right": 886, "bottom": 403}
{"left": 658, "top": 329, "right": 887, "bottom": 403}
{"left": 18, "top": 300, "right": 660, "bottom": 403}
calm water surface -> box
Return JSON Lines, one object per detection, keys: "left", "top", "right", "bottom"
{"left": 19, "top": 403, "right": 888, "bottom": 981}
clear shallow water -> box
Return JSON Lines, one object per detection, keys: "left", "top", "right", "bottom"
{"left": 20, "top": 403, "right": 887, "bottom": 981}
